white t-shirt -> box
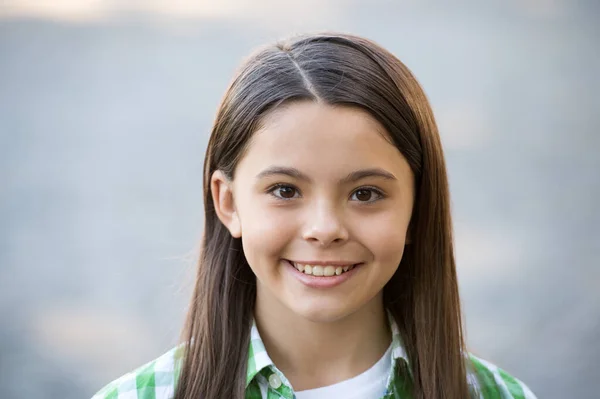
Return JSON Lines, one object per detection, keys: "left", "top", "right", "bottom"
{"left": 294, "top": 343, "right": 393, "bottom": 399}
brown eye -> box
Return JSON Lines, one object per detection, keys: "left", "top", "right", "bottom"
{"left": 278, "top": 186, "right": 296, "bottom": 198}
{"left": 270, "top": 185, "right": 299, "bottom": 199}
{"left": 354, "top": 189, "right": 372, "bottom": 201}
{"left": 351, "top": 187, "right": 384, "bottom": 203}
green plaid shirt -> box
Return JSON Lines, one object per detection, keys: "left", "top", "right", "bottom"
{"left": 92, "top": 316, "right": 536, "bottom": 399}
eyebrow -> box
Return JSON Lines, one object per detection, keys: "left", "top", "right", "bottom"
{"left": 256, "top": 166, "right": 397, "bottom": 184}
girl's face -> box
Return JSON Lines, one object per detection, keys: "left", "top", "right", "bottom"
{"left": 213, "top": 101, "right": 414, "bottom": 323}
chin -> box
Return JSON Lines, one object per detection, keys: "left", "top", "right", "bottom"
{"left": 286, "top": 300, "right": 357, "bottom": 324}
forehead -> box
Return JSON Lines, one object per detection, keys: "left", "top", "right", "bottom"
{"left": 237, "top": 101, "right": 411, "bottom": 179}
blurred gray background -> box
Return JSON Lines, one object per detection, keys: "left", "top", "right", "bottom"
{"left": 1, "top": 1, "right": 598, "bottom": 398}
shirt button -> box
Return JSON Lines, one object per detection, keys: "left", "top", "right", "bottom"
{"left": 268, "top": 373, "right": 282, "bottom": 389}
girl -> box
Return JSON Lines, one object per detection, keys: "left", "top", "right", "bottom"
{"left": 92, "top": 33, "right": 536, "bottom": 399}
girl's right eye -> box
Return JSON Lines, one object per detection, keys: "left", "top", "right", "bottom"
{"left": 268, "top": 184, "right": 300, "bottom": 200}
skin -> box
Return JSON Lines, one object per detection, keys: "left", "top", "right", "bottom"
{"left": 211, "top": 101, "right": 414, "bottom": 391}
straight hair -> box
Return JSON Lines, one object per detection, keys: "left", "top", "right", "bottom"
{"left": 175, "top": 32, "right": 469, "bottom": 399}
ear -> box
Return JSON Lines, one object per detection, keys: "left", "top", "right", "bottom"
{"left": 211, "top": 170, "right": 242, "bottom": 238}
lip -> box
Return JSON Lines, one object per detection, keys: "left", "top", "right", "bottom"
{"left": 288, "top": 260, "right": 358, "bottom": 266}
{"left": 283, "top": 259, "right": 362, "bottom": 289}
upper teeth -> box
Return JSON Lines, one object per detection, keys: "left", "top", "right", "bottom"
{"left": 292, "top": 262, "right": 355, "bottom": 276}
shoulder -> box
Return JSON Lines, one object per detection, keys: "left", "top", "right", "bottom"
{"left": 467, "top": 353, "right": 537, "bottom": 399}
{"left": 91, "top": 346, "right": 184, "bottom": 399}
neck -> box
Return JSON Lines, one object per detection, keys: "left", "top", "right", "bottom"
{"left": 254, "top": 289, "right": 391, "bottom": 391}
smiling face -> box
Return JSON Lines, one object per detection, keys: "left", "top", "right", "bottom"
{"left": 212, "top": 101, "right": 415, "bottom": 323}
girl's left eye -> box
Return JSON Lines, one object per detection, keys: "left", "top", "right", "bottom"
{"left": 350, "top": 188, "right": 384, "bottom": 203}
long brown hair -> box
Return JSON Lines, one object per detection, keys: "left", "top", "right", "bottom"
{"left": 175, "top": 32, "right": 469, "bottom": 399}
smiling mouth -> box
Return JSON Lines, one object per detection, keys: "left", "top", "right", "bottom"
{"left": 286, "top": 260, "right": 360, "bottom": 277}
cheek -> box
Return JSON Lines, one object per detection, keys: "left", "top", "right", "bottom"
{"left": 354, "top": 211, "right": 409, "bottom": 264}
{"left": 237, "top": 198, "right": 297, "bottom": 265}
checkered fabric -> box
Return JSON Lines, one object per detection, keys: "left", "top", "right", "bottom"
{"left": 92, "top": 316, "right": 536, "bottom": 399}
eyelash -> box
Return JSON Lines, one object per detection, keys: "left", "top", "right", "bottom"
{"left": 266, "top": 184, "right": 386, "bottom": 204}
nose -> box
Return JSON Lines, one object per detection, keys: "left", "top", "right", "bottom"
{"left": 301, "top": 201, "right": 349, "bottom": 246}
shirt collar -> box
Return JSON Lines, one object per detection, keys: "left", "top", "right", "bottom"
{"left": 246, "top": 311, "right": 411, "bottom": 388}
